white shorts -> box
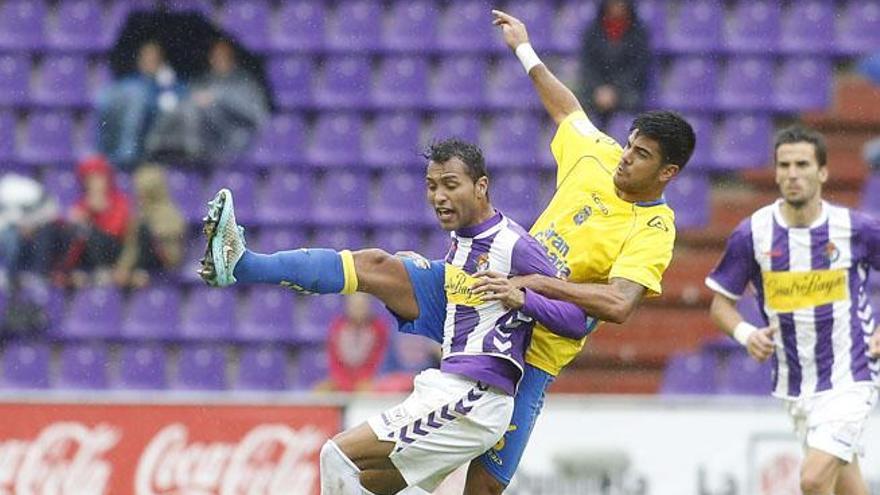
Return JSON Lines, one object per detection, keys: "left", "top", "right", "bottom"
{"left": 367, "top": 368, "right": 513, "bottom": 491}
{"left": 784, "top": 383, "right": 879, "bottom": 462}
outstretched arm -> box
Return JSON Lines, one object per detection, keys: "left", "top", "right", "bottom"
{"left": 492, "top": 9, "right": 584, "bottom": 125}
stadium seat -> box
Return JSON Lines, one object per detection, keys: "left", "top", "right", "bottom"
{"left": 362, "top": 113, "right": 423, "bottom": 168}
{"left": 437, "top": 0, "right": 495, "bottom": 53}
{"left": 15, "top": 276, "right": 65, "bottom": 332}
{"left": 431, "top": 112, "right": 482, "bottom": 144}
{"left": 423, "top": 229, "right": 454, "bottom": 260}
{"left": 665, "top": 172, "right": 710, "bottom": 231}
{"left": 312, "top": 171, "right": 370, "bottom": 226}
{"left": 0, "top": 54, "right": 31, "bottom": 107}
{"left": 237, "top": 287, "right": 297, "bottom": 344}
{"left": 266, "top": 56, "right": 315, "bottom": 110}
{"left": 373, "top": 227, "right": 426, "bottom": 255}
{"left": 58, "top": 287, "right": 123, "bottom": 340}
{"left": 270, "top": 1, "right": 326, "bottom": 53}
{"left": 46, "top": 0, "right": 106, "bottom": 52}
{"left": 486, "top": 58, "right": 542, "bottom": 110}
{"left": 179, "top": 287, "right": 237, "bottom": 342}
{"left": 482, "top": 113, "right": 542, "bottom": 169}
{"left": 219, "top": 0, "right": 271, "bottom": 52}
{"left": 382, "top": 0, "right": 438, "bottom": 52}
{"left": 657, "top": 57, "right": 718, "bottom": 111}
{"left": 116, "top": 343, "right": 168, "bottom": 390}
{"left": 1, "top": 342, "right": 51, "bottom": 389}
{"left": 18, "top": 111, "right": 76, "bottom": 166}
{"left": 665, "top": 0, "right": 723, "bottom": 53}
{"left": 292, "top": 345, "right": 329, "bottom": 390}
{"left": 179, "top": 238, "right": 209, "bottom": 285}
{"left": 310, "top": 227, "right": 368, "bottom": 252}
{"left": 370, "top": 171, "right": 435, "bottom": 226}
{"left": 307, "top": 113, "right": 365, "bottom": 168}
{"left": 549, "top": 1, "right": 597, "bottom": 53}
{"left": 497, "top": 0, "right": 554, "bottom": 53}
{"left": 236, "top": 346, "right": 289, "bottom": 390}
{"left": 0, "top": 0, "right": 46, "bottom": 51}
{"left": 166, "top": 170, "right": 205, "bottom": 224}
{"left": 122, "top": 285, "right": 181, "bottom": 341}
{"left": 247, "top": 113, "right": 307, "bottom": 168}
{"left": 492, "top": 170, "right": 542, "bottom": 228}
{"left": 635, "top": 0, "right": 668, "bottom": 52}
{"left": 717, "top": 57, "right": 775, "bottom": 111}
{"left": 718, "top": 350, "right": 773, "bottom": 395}
{"left": 428, "top": 57, "right": 488, "bottom": 111}
{"left": 780, "top": 0, "right": 835, "bottom": 54}
{"left": 834, "top": 0, "right": 880, "bottom": 55}
{"left": 165, "top": 0, "right": 214, "bottom": 16}
{"left": 0, "top": 111, "right": 16, "bottom": 163}
{"left": 205, "top": 171, "right": 257, "bottom": 225}
{"left": 256, "top": 170, "right": 315, "bottom": 226}
{"left": 723, "top": 0, "right": 780, "bottom": 53}
{"left": 773, "top": 57, "right": 832, "bottom": 112}
{"left": 659, "top": 352, "right": 718, "bottom": 395}
{"left": 680, "top": 113, "right": 715, "bottom": 171}
{"left": 314, "top": 56, "right": 372, "bottom": 110}
{"left": 294, "top": 295, "right": 344, "bottom": 346}
{"left": 32, "top": 55, "right": 90, "bottom": 108}
{"left": 325, "top": 0, "right": 382, "bottom": 53}
{"left": 712, "top": 114, "right": 772, "bottom": 170}
{"left": 253, "top": 227, "right": 309, "bottom": 253}
{"left": 372, "top": 56, "right": 430, "bottom": 109}
{"left": 175, "top": 344, "right": 228, "bottom": 390}
{"left": 57, "top": 343, "right": 109, "bottom": 390}
{"left": 606, "top": 112, "right": 636, "bottom": 145}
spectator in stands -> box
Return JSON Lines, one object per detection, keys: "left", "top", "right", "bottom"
{"left": 146, "top": 38, "right": 268, "bottom": 169}
{"left": 322, "top": 294, "right": 390, "bottom": 392}
{"left": 0, "top": 174, "right": 63, "bottom": 286}
{"left": 97, "top": 40, "right": 183, "bottom": 172}
{"left": 578, "top": 0, "right": 650, "bottom": 127}
{"left": 373, "top": 332, "right": 441, "bottom": 393}
{"left": 59, "top": 155, "right": 131, "bottom": 287}
{"left": 114, "top": 165, "right": 185, "bottom": 288}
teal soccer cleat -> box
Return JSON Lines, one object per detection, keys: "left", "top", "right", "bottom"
{"left": 198, "top": 188, "right": 247, "bottom": 287}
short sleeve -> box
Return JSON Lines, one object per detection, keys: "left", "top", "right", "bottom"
{"left": 705, "top": 219, "right": 758, "bottom": 300}
{"left": 608, "top": 212, "right": 675, "bottom": 296}
{"left": 550, "top": 111, "right": 619, "bottom": 188}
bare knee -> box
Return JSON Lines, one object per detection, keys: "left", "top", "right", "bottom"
{"left": 464, "top": 460, "right": 507, "bottom": 495}
{"left": 800, "top": 467, "right": 832, "bottom": 495}
{"left": 353, "top": 248, "right": 395, "bottom": 272}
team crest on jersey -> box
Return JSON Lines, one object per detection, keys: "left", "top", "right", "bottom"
{"left": 475, "top": 253, "right": 490, "bottom": 272}
{"left": 825, "top": 242, "right": 840, "bottom": 262}
{"left": 573, "top": 206, "right": 592, "bottom": 225}
{"left": 647, "top": 215, "right": 669, "bottom": 232}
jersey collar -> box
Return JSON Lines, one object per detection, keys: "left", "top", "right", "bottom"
{"left": 454, "top": 210, "right": 504, "bottom": 239}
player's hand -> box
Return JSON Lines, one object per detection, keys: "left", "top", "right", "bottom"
{"left": 394, "top": 250, "right": 431, "bottom": 270}
{"left": 491, "top": 9, "right": 530, "bottom": 51}
{"left": 869, "top": 327, "right": 880, "bottom": 358}
{"left": 471, "top": 271, "right": 525, "bottom": 310}
{"left": 746, "top": 325, "right": 777, "bottom": 362}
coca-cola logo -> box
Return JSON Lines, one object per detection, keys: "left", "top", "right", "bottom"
{"left": 135, "top": 424, "right": 325, "bottom": 495}
{"left": 0, "top": 422, "right": 119, "bottom": 495}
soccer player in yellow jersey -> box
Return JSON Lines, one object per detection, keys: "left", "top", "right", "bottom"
{"left": 453, "top": 10, "right": 697, "bottom": 494}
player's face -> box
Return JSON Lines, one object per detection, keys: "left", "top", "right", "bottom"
{"left": 614, "top": 130, "right": 675, "bottom": 193}
{"left": 775, "top": 142, "right": 827, "bottom": 208}
{"left": 425, "top": 158, "right": 488, "bottom": 231}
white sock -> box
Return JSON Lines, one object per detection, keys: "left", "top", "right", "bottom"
{"left": 320, "top": 440, "right": 366, "bottom": 495}
{"left": 396, "top": 487, "right": 430, "bottom": 494}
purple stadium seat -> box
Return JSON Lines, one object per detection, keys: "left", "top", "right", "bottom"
{"left": 680, "top": 114, "right": 714, "bottom": 171}
{"left": 75, "top": 112, "right": 99, "bottom": 159}
{"left": 236, "top": 346, "right": 289, "bottom": 390}
{"left": 307, "top": 113, "right": 364, "bottom": 168}
{"left": 1, "top": 342, "right": 50, "bottom": 389}
{"left": 314, "top": 56, "right": 372, "bottom": 110}
{"left": 657, "top": 57, "right": 718, "bottom": 111}
{"left": 295, "top": 296, "right": 345, "bottom": 346}
{"left": 254, "top": 228, "right": 309, "bottom": 254}
{"left": 635, "top": 0, "right": 668, "bottom": 52}
{"left": 719, "top": 351, "right": 773, "bottom": 395}
{"left": 486, "top": 58, "right": 542, "bottom": 110}
{"left": 46, "top": 0, "right": 105, "bottom": 52}
{"left": 15, "top": 276, "right": 64, "bottom": 332}
{"left": 179, "top": 238, "right": 209, "bottom": 285}
{"left": 205, "top": 171, "right": 257, "bottom": 224}
{"left": 370, "top": 171, "right": 434, "bottom": 226}
{"left": 122, "top": 285, "right": 181, "bottom": 341}
{"left": 59, "top": 287, "right": 123, "bottom": 340}
{"left": 665, "top": 172, "right": 710, "bottom": 231}
{"left": 431, "top": 113, "right": 481, "bottom": 143}
{"left": 165, "top": 0, "right": 214, "bottom": 16}
{"left": 0, "top": 0, "right": 46, "bottom": 51}
{"left": 247, "top": 113, "right": 307, "bottom": 167}
{"left": 773, "top": 58, "right": 832, "bottom": 112}
{"left": 325, "top": 0, "right": 382, "bottom": 53}
{"left": 550, "top": 1, "right": 598, "bottom": 53}
{"left": 0, "top": 54, "right": 31, "bottom": 107}
{"left": 237, "top": 287, "right": 296, "bottom": 343}
{"left": 660, "top": 352, "right": 718, "bottom": 395}
{"left": 166, "top": 170, "right": 204, "bottom": 224}
{"left": 175, "top": 344, "right": 228, "bottom": 390}
{"left": 665, "top": 0, "right": 723, "bottom": 53}
{"left": 482, "top": 113, "right": 542, "bottom": 169}
{"left": 382, "top": 0, "right": 438, "bottom": 52}
{"left": 256, "top": 170, "right": 315, "bottom": 225}
{"left": 267, "top": 56, "right": 314, "bottom": 110}
{"left": 724, "top": 0, "right": 780, "bottom": 53}
{"left": 18, "top": 111, "right": 75, "bottom": 166}
{"left": 293, "top": 345, "right": 329, "bottom": 390}
{"left": 606, "top": 112, "right": 636, "bottom": 145}
{"left": 270, "top": 1, "right": 326, "bottom": 52}
{"left": 437, "top": 0, "right": 494, "bottom": 53}
{"left": 372, "top": 56, "right": 429, "bottom": 109}
{"left": 780, "top": 0, "right": 835, "bottom": 54}
{"left": 220, "top": 0, "right": 271, "bottom": 51}
{"left": 497, "top": 0, "right": 553, "bottom": 52}
{"left": 116, "top": 343, "right": 168, "bottom": 390}
{"left": 363, "top": 113, "right": 423, "bottom": 168}
{"left": 429, "top": 57, "right": 488, "bottom": 110}
{"left": 32, "top": 55, "right": 90, "bottom": 108}
{"left": 712, "top": 114, "right": 772, "bottom": 170}
{"left": 179, "top": 288, "right": 237, "bottom": 342}
{"left": 491, "top": 170, "right": 542, "bottom": 228}
{"left": 374, "top": 227, "right": 425, "bottom": 255}
{"left": 717, "top": 57, "right": 774, "bottom": 111}
{"left": 423, "top": 229, "right": 454, "bottom": 260}
{"left": 835, "top": 0, "right": 880, "bottom": 55}
{"left": 0, "top": 111, "right": 13, "bottom": 162}
{"left": 309, "top": 227, "right": 368, "bottom": 252}
{"left": 57, "top": 343, "right": 109, "bottom": 390}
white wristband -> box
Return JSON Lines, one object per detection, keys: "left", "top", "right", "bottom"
{"left": 732, "top": 322, "right": 757, "bottom": 347}
{"left": 514, "top": 43, "right": 542, "bottom": 74}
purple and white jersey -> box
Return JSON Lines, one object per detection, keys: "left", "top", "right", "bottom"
{"left": 440, "top": 211, "right": 562, "bottom": 396}
{"left": 706, "top": 200, "right": 880, "bottom": 398}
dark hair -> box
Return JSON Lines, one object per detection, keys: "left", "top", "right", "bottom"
{"left": 774, "top": 125, "right": 827, "bottom": 167}
{"left": 629, "top": 111, "right": 696, "bottom": 170}
{"left": 423, "top": 138, "right": 489, "bottom": 182}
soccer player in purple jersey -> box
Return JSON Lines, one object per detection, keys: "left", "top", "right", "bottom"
{"left": 706, "top": 126, "right": 880, "bottom": 495}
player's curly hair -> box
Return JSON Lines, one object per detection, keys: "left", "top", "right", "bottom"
{"left": 630, "top": 111, "right": 696, "bottom": 169}
{"left": 423, "top": 138, "right": 489, "bottom": 183}
{"left": 774, "top": 125, "right": 827, "bottom": 167}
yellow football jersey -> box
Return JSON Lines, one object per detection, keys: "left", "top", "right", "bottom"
{"left": 526, "top": 111, "right": 676, "bottom": 376}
